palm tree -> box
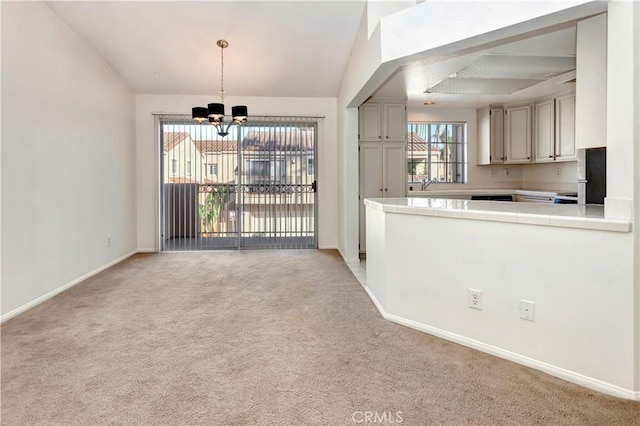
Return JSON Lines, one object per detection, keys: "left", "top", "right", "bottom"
{"left": 200, "top": 185, "right": 228, "bottom": 235}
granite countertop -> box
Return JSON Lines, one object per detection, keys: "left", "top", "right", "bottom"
{"left": 364, "top": 197, "right": 631, "bottom": 233}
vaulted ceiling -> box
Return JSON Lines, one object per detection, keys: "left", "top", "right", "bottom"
{"left": 47, "top": 1, "right": 581, "bottom": 109}
{"left": 47, "top": 1, "right": 366, "bottom": 97}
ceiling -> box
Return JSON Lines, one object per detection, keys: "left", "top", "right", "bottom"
{"left": 47, "top": 1, "right": 578, "bottom": 109}
{"left": 46, "top": 1, "right": 366, "bottom": 97}
{"left": 374, "top": 26, "right": 578, "bottom": 109}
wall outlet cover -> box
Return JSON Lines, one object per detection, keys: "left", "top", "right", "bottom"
{"left": 520, "top": 299, "right": 535, "bottom": 321}
{"left": 468, "top": 289, "right": 483, "bottom": 310}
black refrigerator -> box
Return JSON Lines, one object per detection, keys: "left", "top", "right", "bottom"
{"left": 578, "top": 148, "right": 606, "bottom": 204}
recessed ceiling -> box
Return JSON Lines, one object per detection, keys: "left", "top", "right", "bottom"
{"left": 46, "top": 1, "right": 366, "bottom": 97}
{"left": 425, "top": 54, "right": 576, "bottom": 95}
{"left": 426, "top": 78, "right": 547, "bottom": 95}
{"left": 374, "top": 26, "right": 578, "bottom": 108}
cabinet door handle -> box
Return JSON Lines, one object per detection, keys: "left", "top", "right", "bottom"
{"left": 379, "top": 188, "right": 383, "bottom": 192}
{"left": 527, "top": 157, "right": 530, "bottom": 159}
{"left": 385, "top": 188, "right": 388, "bottom": 192}
{"left": 548, "top": 155, "right": 553, "bottom": 158}
{"left": 385, "top": 136, "right": 389, "bottom": 139}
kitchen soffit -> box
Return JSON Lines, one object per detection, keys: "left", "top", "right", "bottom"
{"left": 425, "top": 54, "right": 576, "bottom": 94}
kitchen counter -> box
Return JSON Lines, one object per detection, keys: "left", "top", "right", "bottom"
{"left": 406, "top": 188, "right": 572, "bottom": 198}
{"left": 364, "top": 197, "right": 631, "bottom": 232}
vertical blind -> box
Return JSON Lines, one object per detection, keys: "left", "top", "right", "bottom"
{"left": 157, "top": 114, "right": 322, "bottom": 251}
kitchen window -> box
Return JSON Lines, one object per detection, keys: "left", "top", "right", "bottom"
{"left": 407, "top": 122, "right": 466, "bottom": 184}
{"left": 208, "top": 163, "right": 218, "bottom": 176}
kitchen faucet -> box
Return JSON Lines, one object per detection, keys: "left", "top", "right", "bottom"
{"left": 421, "top": 177, "right": 438, "bottom": 190}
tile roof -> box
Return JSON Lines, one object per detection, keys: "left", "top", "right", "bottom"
{"left": 241, "top": 129, "right": 314, "bottom": 152}
{"left": 193, "top": 140, "right": 238, "bottom": 153}
{"left": 167, "top": 176, "right": 198, "bottom": 183}
{"left": 188, "top": 129, "right": 315, "bottom": 153}
{"left": 407, "top": 132, "right": 440, "bottom": 153}
{"left": 163, "top": 132, "right": 191, "bottom": 152}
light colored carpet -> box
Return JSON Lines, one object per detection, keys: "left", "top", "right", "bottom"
{"left": 2, "top": 250, "right": 639, "bottom": 425}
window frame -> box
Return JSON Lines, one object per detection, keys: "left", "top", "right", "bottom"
{"left": 406, "top": 121, "right": 467, "bottom": 184}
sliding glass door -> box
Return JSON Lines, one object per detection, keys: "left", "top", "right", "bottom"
{"left": 159, "top": 115, "right": 317, "bottom": 251}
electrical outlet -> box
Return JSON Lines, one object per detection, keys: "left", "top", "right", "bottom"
{"left": 468, "top": 289, "right": 483, "bottom": 310}
{"left": 490, "top": 169, "right": 497, "bottom": 177}
{"left": 520, "top": 300, "right": 535, "bottom": 321}
{"left": 504, "top": 168, "right": 511, "bottom": 177}
{"left": 555, "top": 168, "right": 562, "bottom": 177}
{"left": 107, "top": 235, "right": 111, "bottom": 247}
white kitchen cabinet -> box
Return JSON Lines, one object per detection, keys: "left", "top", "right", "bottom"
{"left": 555, "top": 93, "right": 576, "bottom": 161}
{"left": 358, "top": 101, "right": 406, "bottom": 142}
{"left": 359, "top": 141, "right": 406, "bottom": 251}
{"left": 383, "top": 103, "right": 407, "bottom": 141}
{"left": 359, "top": 103, "right": 382, "bottom": 141}
{"left": 476, "top": 106, "right": 504, "bottom": 165}
{"left": 504, "top": 105, "right": 532, "bottom": 164}
{"left": 534, "top": 99, "right": 555, "bottom": 163}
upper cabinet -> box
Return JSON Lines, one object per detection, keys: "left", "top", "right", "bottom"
{"left": 359, "top": 103, "right": 382, "bottom": 141}
{"left": 383, "top": 104, "right": 406, "bottom": 141}
{"left": 555, "top": 93, "right": 576, "bottom": 160}
{"left": 504, "top": 105, "right": 532, "bottom": 164}
{"left": 476, "top": 107, "right": 504, "bottom": 165}
{"left": 576, "top": 13, "right": 607, "bottom": 149}
{"left": 534, "top": 99, "right": 555, "bottom": 162}
{"left": 358, "top": 100, "right": 406, "bottom": 142}
{"left": 477, "top": 92, "right": 577, "bottom": 165}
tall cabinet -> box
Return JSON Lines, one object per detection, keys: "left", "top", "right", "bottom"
{"left": 358, "top": 100, "right": 407, "bottom": 252}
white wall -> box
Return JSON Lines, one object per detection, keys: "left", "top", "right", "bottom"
{"left": 366, "top": 208, "right": 637, "bottom": 398}
{"left": 1, "top": 2, "right": 137, "bottom": 318}
{"left": 135, "top": 94, "right": 338, "bottom": 251}
{"left": 337, "top": 4, "right": 373, "bottom": 263}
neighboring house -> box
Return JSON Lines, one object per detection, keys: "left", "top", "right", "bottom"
{"left": 163, "top": 132, "right": 205, "bottom": 183}
{"left": 407, "top": 132, "right": 445, "bottom": 182}
{"left": 163, "top": 128, "right": 316, "bottom": 238}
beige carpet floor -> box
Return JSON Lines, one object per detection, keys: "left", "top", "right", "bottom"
{"left": 2, "top": 250, "right": 639, "bottom": 425}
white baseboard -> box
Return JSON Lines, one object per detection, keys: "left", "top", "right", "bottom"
{"left": 136, "top": 248, "right": 157, "bottom": 253}
{"left": 363, "top": 285, "right": 640, "bottom": 401}
{"left": 1, "top": 250, "right": 138, "bottom": 323}
{"left": 337, "top": 247, "right": 360, "bottom": 264}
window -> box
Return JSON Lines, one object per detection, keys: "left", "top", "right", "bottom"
{"left": 307, "top": 157, "right": 314, "bottom": 176}
{"left": 171, "top": 159, "right": 178, "bottom": 175}
{"left": 407, "top": 122, "right": 466, "bottom": 183}
{"left": 244, "top": 159, "right": 285, "bottom": 182}
{"left": 208, "top": 163, "right": 218, "bottom": 176}
{"left": 186, "top": 160, "right": 192, "bottom": 176}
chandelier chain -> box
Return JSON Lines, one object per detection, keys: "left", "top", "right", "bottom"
{"left": 219, "top": 42, "right": 225, "bottom": 104}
